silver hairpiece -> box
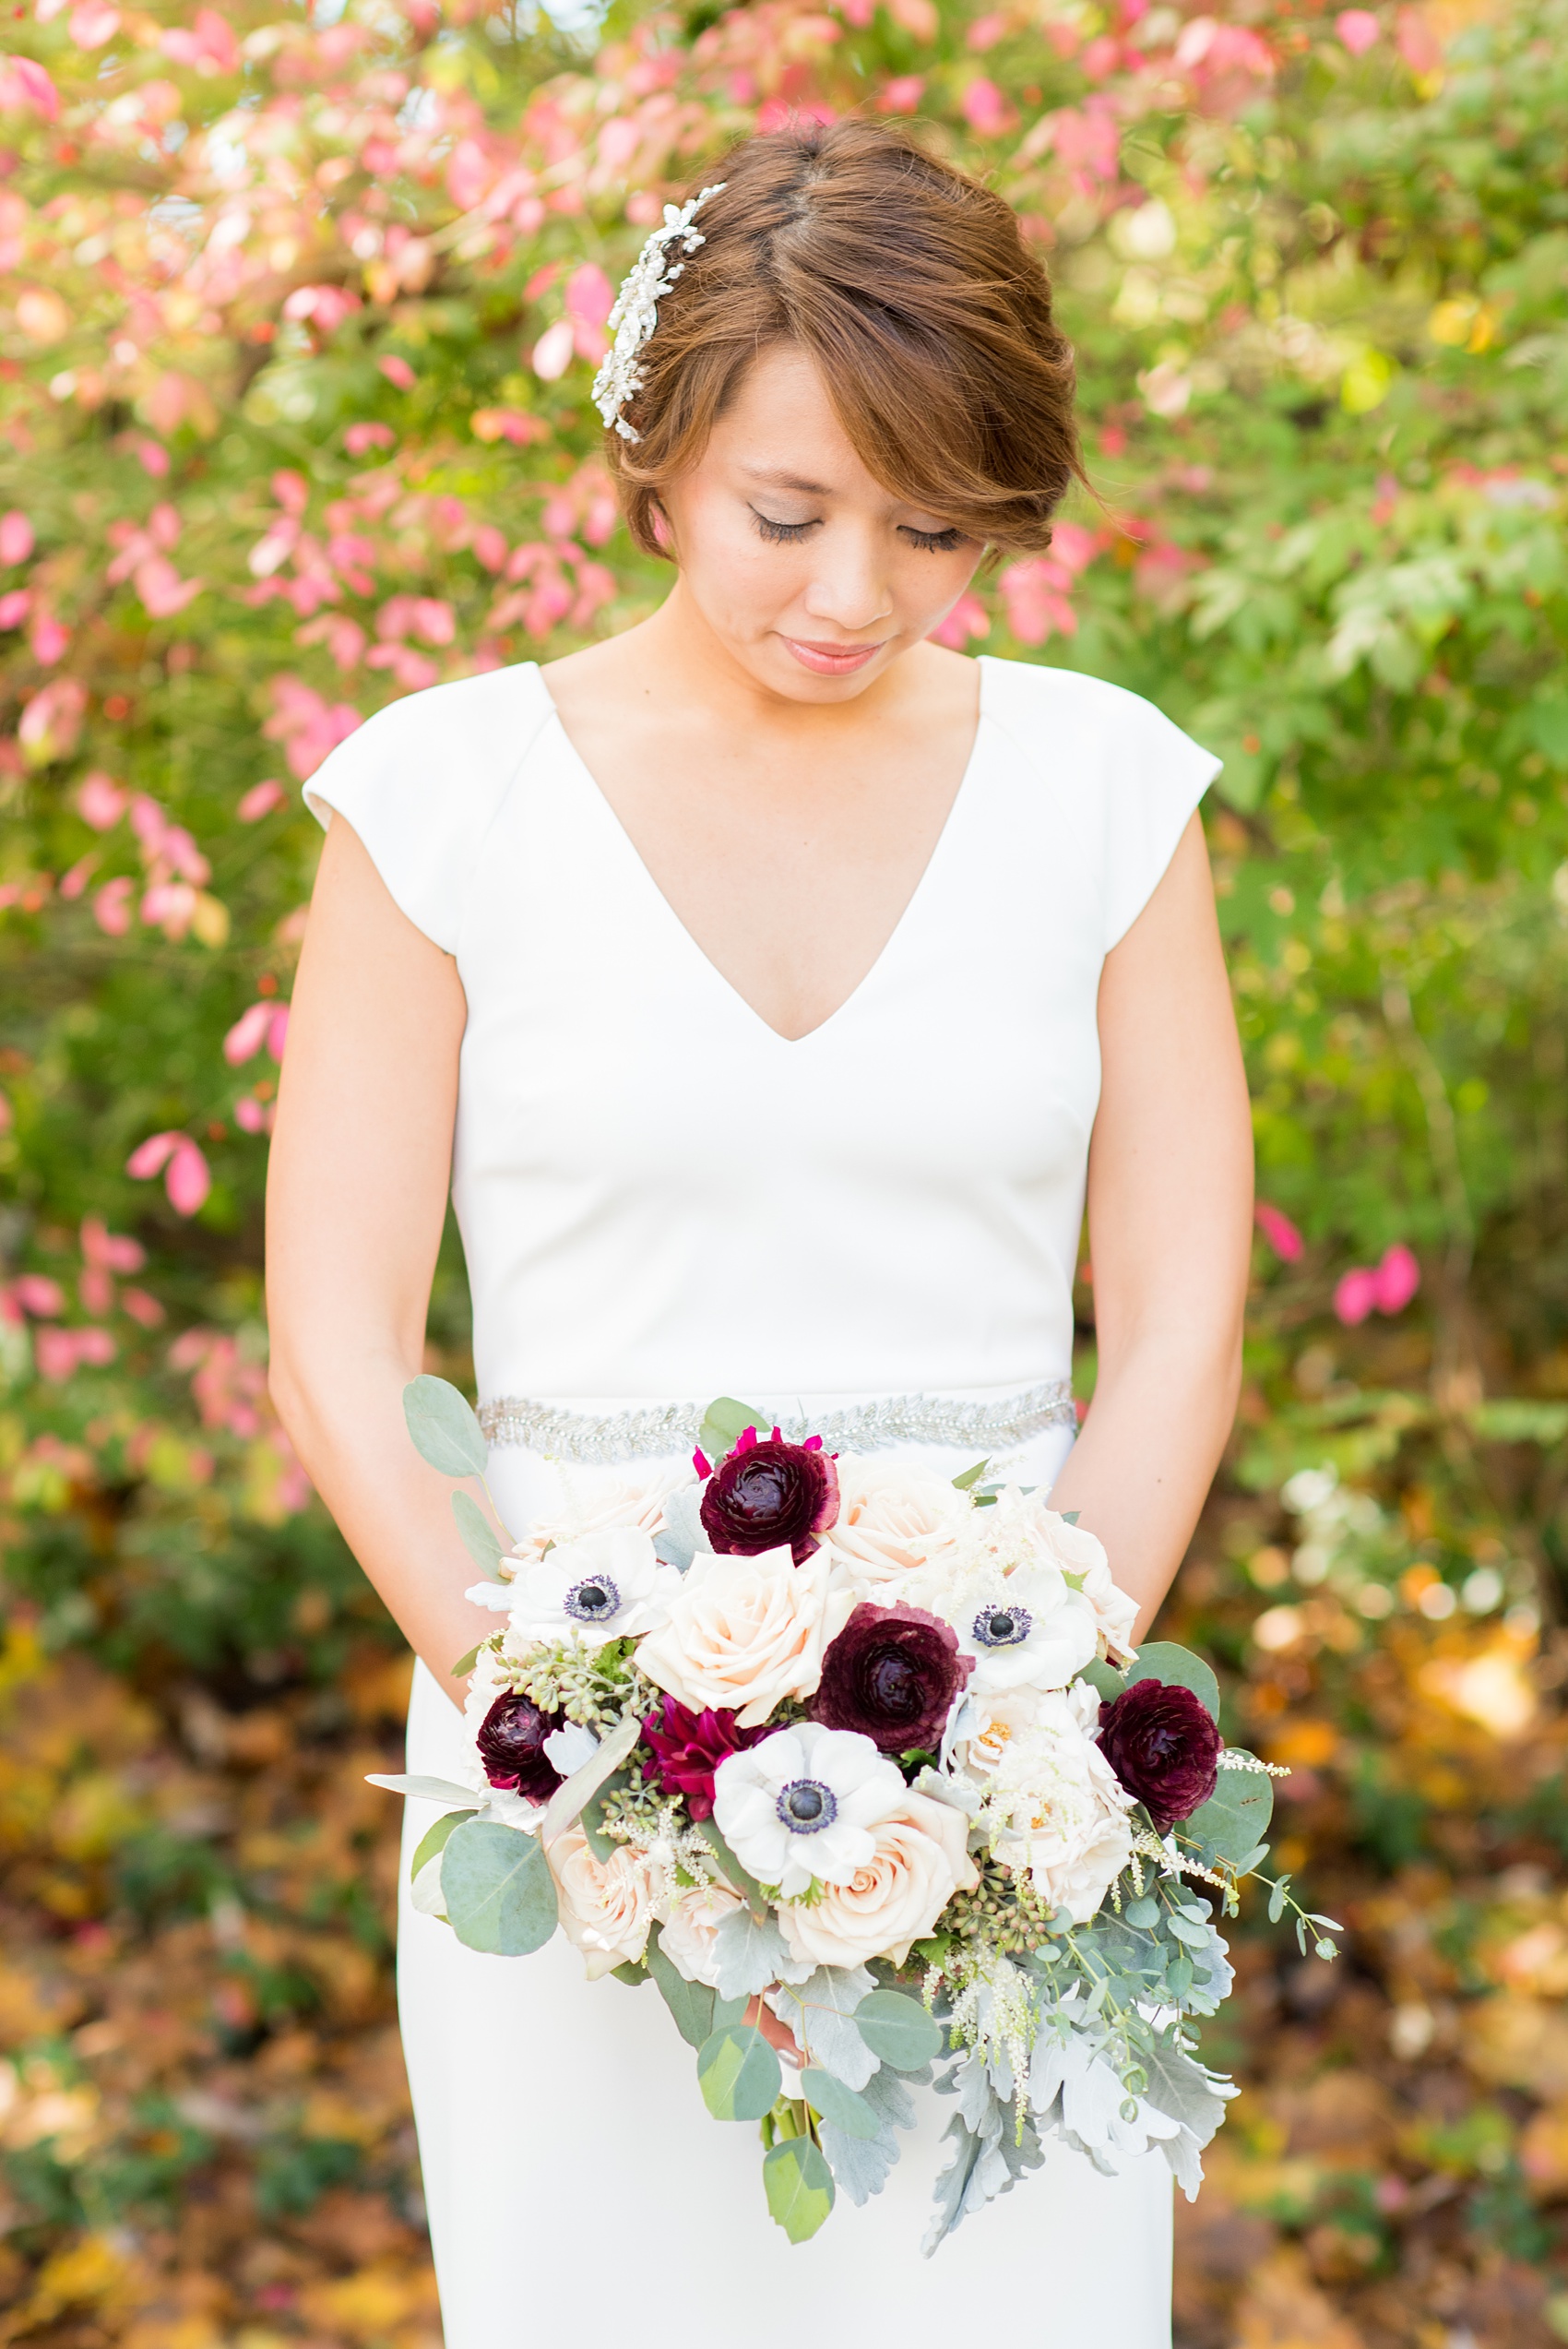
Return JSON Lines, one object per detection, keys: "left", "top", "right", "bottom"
{"left": 590, "top": 184, "right": 726, "bottom": 444}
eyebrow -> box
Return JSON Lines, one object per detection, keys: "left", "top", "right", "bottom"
{"left": 739, "top": 465, "right": 832, "bottom": 496}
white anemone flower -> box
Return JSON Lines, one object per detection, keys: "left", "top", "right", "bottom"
{"left": 467, "top": 1525, "right": 678, "bottom": 1650}
{"left": 711, "top": 1723, "right": 906, "bottom": 1899}
{"left": 941, "top": 1559, "right": 1098, "bottom": 1695}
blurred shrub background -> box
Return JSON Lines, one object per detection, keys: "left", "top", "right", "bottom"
{"left": 1, "top": 0, "right": 1566, "bottom": 2341}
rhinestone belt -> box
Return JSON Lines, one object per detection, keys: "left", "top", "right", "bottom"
{"left": 476, "top": 1381, "right": 1076, "bottom": 1465}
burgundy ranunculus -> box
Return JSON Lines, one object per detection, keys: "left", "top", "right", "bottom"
{"left": 640, "top": 1696, "right": 768, "bottom": 1820}
{"left": 699, "top": 1427, "right": 840, "bottom": 1565}
{"left": 810, "top": 1602, "right": 972, "bottom": 1756}
{"left": 1098, "top": 1679, "right": 1221, "bottom": 1832}
{"left": 476, "top": 1690, "right": 566, "bottom": 1802}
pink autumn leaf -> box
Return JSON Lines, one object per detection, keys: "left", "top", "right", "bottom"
{"left": 135, "top": 555, "right": 204, "bottom": 618}
{"left": 1334, "top": 1267, "right": 1381, "bottom": 1327}
{"left": 60, "top": 854, "right": 98, "bottom": 901}
{"left": 126, "top": 1131, "right": 182, "bottom": 1180}
{"left": 1373, "top": 1243, "right": 1420, "bottom": 1314}
{"left": 0, "top": 589, "right": 31, "bottom": 627}
{"left": 532, "top": 318, "right": 576, "bottom": 382}
{"left": 1254, "top": 1202, "right": 1305, "bottom": 1262}
{"left": 378, "top": 355, "right": 416, "bottom": 390}
{"left": 0, "top": 509, "right": 34, "bottom": 566}
{"left": 345, "top": 421, "right": 396, "bottom": 457}
{"left": 961, "top": 75, "right": 1016, "bottom": 135}
{"left": 122, "top": 1287, "right": 165, "bottom": 1328}
{"left": 224, "top": 1002, "right": 274, "bottom": 1065}
{"left": 78, "top": 772, "right": 128, "bottom": 830}
{"left": 30, "top": 614, "right": 69, "bottom": 663}
{"left": 93, "top": 876, "right": 134, "bottom": 936}
{"left": 83, "top": 1215, "right": 145, "bottom": 1275}
{"left": 0, "top": 57, "right": 61, "bottom": 123}
{"left": 1336, "top": 8, "right": 1382, "bottom": 53}
{"left": 165, "top": 1139, "right": 211, "bottom": 1217}
{"left": 565, "top": 264, "right": 615, "bottom": 330}
{"left": 929, "top": 590, "right": 991, "bottom": 649}
{"left": 266, "top": 1006, "right": 290, "bottom": 1063}
{"left": 13, "top": 1274, "right": 65, "bottom": 1318}
{"left": 237, "top": 780, "right": 287, "bottom": 823}
{"left": 876, "top": 74, "right": 924, "bottom": 112}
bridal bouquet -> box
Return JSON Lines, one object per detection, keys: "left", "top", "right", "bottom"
{"left": 374, "top": 1382, "right": 1335, "bottom": 2251}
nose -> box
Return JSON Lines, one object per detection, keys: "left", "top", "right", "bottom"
{"left": 801, "top": 526, "right": 894, "bottom": 635}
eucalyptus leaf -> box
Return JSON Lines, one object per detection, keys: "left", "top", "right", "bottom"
{"left": 695, "top": 2023, "right": 781, "bottom": 2122}
{"left": 768, "top": 1966, "right": 878, "bottom": 2089}
{"left": 1166, "top": 1914, "right": 1214, "bottom": 1950}
{"left": 1124, "top": 1641, "right": 1220, "bottom": 1721}
{"left": 801, "top": 2068, "right": 881, "bottom": 2140}
{"left": 580, "top": 1771, "right": 629, "bottom": 1862}
{"left": 611, "top": 1961, "right": 648, "bottom": 1985}
{"left": 1182, "top": 1755, "right": 1275, "bottom": 1867}
{"left": 452, "top": 1488, "right": 505, "bottom": 1579}
{"left": 762, "top": 2137, "right": 836, "bottom": 2243}
{"left": 695, "top": 1396, "right": 768, "bottom": 1463}
{"left": 410, "top": 1806, "right": 476, "bottom": 1881}
{"left": 441, "top": 1818, "right": 558, "bottom": 1956}
{"left": 1078, "top": 1657, "right": 1127, "bottom": 1704}
{"left": 540, "top": 1712, "right": 642, "bottom": 1843}
{"left": 853, "top": 1987, "right": 944, "bottom": 2072}
{"left": 1123, "top": 1895, "right": 1160, "bottom": 1929}
{"left": 403, "top": 1374, "right": 489, "bottom": 1479}
{"left": 644, "top": 1931, "right": 745, "bottom": 2047}
{"left": 367, "top": 1771, "right": 482, "bottom": 1807}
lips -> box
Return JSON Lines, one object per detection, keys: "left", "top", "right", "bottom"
{"left": 780, "top": 636, "right": 885, "bottom": 675}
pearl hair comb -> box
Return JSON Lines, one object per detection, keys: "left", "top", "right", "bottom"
{"left": 590, "top": 184, "right": 726, "bottom": 443}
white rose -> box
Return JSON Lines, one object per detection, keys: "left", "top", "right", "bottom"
{"left": 978, "top": 1691, "right": 1134, "bottom": 1924}
{"left": 778, "top": 1792, "right": 979, "bottom": 1970}
{"left": 548, "top": 1827, "right": 659, "bottom": 1980}
{"left": 657, "top": 1881, "right": 744, "bottom": 1987}
{"left": 1002, "top": 1496, "right": 1139, "bottom": 1663}
{"left": 826, "top": 1457, "right": 975, "bottom": 1597}
{"left": 506, "top": 1471, "right": 689, "bottom": 1564}
{"left": 636, "top": 1544, "right": 855, "bottom": 1728}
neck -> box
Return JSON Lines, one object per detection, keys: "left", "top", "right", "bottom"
{"left": 624, "top": 575, "right": 928, "bottom": 742}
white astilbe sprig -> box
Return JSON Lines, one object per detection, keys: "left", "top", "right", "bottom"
{"left": 591, "top": 185, "right": 726, "bottom": 442}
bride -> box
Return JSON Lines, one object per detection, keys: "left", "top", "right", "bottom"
{"left": 267, "top": 116, "right": 1251, "bottom": 2349}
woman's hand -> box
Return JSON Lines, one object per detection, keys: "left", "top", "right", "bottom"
{"left": 1047, "top": 812, "right": 1253, "bottom": 1638}
{"left": 266, "top": 815, "right": 481, "bottom": 1705}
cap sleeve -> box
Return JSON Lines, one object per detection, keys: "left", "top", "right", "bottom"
{"left": 982, "top": 658, "right": 1221, "bottom": 952}
{"left": 303, "top": 662, "right": 553, "bottom": 956}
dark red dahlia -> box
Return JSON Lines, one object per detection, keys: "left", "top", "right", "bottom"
{"left": 698, "top": 1427, "right": 840, "bottom": 1565}
{"left": 811, "top": 1602, "right": 971, "bottom": 1755}
{"left": 640, "top": 1696, "right": 768, "bottom": 1820}
{"left": 477, "top": 1690, "right": 566, "bottom": 1802}
{"left": 1098, "top": 1679, "right": 1221, "bottom": 1832}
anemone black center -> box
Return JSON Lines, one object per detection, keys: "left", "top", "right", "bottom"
{"left": 973, "top": 1603, "right": 1032, "bottom": 1649}
{"left": 565, "top": 1576, "right": 619, "bottom": 1622}
{"left": 776, "top": 1777, "right": 837, "bottom": 1834}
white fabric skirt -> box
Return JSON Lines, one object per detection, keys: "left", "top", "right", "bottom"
{"left": 396, "top": 1425, "right": 1173, "bottom": 2348}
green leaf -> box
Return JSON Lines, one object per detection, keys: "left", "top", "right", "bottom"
{"left": 1267, "top": 1875, "right": 1291, "bottom": 1924}
{"left": 540, "top": 1713, "right": 643, "bottom": 1843}
{"left": 441, "top": 1819, "right": 558, "bottom": 1956}
{"left": 762, "top": 2137, "right": 836, "bottom": 2243}
{"left": 611, "top": 1961, "right": 648, "bottom": 1985}
{"left": 695, "top": 1397, "right": 768, "bottom": 1463}
{"left": 1167, "top": 1913, "right": 1214, "bottom": 1950}
{"left": 366, "top": 1771, "right": 484, "bottom": 1806}
{"left": 951, "top": 1456, "right": 991, "bottom": 1490}
{"left": 1060, "top": 1508, "right": 1081, "bottom": 1524}
{"left": 1182, "top": 1755, "right": 1275, "bottom": 1867}
{"left": 700, "top": 1816, "right": 770, "bottom": 1918}
{"left": 403, "top": 1375, "right": 489, "bottom": 1479}
{"left": 410, "top": 1806, "right": 476, "bottom": 1881}
{"left": 802, "top": 2068, "right": 881, "bottom": 2140}
{"left": 695, "top": 2024, "right": 782, "bottom": 2122}
{"left": 1078, "top": 1657, "right": 1127, "bottom": 1704}
{"left": 647, "top": 1933, "right": 721, "bottom": 2048}
{"left": 580, "top": 1771, "right": 629, "bottom": 1862}
{"left": 449, "top": 1644, "right": 481, "bottom": 1680}
{"left": 1123, "top": 1895, "right": 1160, "bottom": 1929}
{"left": 1125, "top": 1641, "right": 1220, "bottom": 1721}
{"left": 452, "top": 1488, "right": 505, "bottom": 1578}
{"left": 852, "top": 1988, "right": 944, "bottom": 2072}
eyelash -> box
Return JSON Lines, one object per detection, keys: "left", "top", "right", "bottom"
{"left": 749, "top": 509, "right": 964, "bottom": 554}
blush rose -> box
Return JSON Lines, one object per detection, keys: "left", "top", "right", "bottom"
{"left": 777, "top": 1789, "right": 978, "bottom": 1969}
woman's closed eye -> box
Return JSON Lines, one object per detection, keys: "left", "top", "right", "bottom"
{"left": 748, "top": 507, "right": 966, "bottom": 553}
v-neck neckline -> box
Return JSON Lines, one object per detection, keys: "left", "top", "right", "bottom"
{"left": 534, "top": 658, "right": 990, "bottom": 1047}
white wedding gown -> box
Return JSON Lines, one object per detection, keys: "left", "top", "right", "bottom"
{"left": 307, "top": 652, "right": 1218, "bottom": 2348}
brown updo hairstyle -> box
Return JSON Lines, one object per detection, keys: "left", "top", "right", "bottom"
{"left": 606, "top": 117, "right": 1084, "bottom": 561}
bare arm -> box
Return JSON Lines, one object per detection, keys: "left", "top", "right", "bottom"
{"left": 1047, "top": 813, "right": 1253, "bottom": 1636}
{"left": 266, "top": 817, "right": 481, "bottom": 1708}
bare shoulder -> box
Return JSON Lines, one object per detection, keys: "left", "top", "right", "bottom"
{"left": 540, "top": 622, "right": 658, "bottom": 723}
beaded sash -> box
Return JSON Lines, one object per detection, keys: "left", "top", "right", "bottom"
{"left": 476, "top": 1380, "right": 1076, "bottom": 1465}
